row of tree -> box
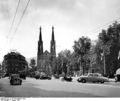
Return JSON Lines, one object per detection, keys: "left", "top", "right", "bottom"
{"left": 29, "top": 21, "right": 120, "bottom": 77}
{"left": 53, "top": 21, "right": 120, "bottom": 77}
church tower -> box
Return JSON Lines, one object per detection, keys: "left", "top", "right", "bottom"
{"left": 50, "top": 26, "right": 56, "bottom": 58}
{"left": 37, "top": 27, "right": 43, "bottom": 66}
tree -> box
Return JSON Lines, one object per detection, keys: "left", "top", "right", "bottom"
{"left": 54, "top": 57, "right": 62, "bottom": 75}
{"left": 54, "top": 49, "right": 72, "bottom": 76}
{"left": 0, "top": 63, "right": 2, "bottom": 70}
{"left": 98, "top": 30, "right": 111, "bottom": 75}
{"left": 94, "top": 41, "right": 104, "bottom": 74}
{"left": 2, "top": 51, "right": 28, "bottom": 76}
{"left": 73, "top": 36, "right": 91, "bottom": 75}
{"left": 97, "top": 21, "right": 120, "bottom": 77}
{"left": 30, "top": 58, "right": 36, "bottom": 68}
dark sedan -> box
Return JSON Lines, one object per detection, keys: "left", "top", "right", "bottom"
{"left": 10, "top": 74, "right": 22, "bottom": 85}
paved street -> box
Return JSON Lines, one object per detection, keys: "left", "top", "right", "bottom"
{"left": 0, "top": 77, "right": 120, "bottom": 97}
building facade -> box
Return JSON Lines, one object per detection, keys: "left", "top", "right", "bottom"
{"left": 37, "top": 27, "right": 56, "bottom": 75}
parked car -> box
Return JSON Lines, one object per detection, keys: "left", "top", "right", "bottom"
{"left": 77, "top": 73, "right": 109, "bottom": 83}
{"left": 54, "top": 74, "right": 59, "bottom": 79}
{"left": 35, "top": 74, "right": 40, "bottom": 79}
{"left": 40, "top": 74, "right": 51, "bottom": 80}
{"left": 115, "top": 74, "right": 120, "bottom": 82}
{"left": 40, "top": 76, "right": 51, "bottom": 80}
{"left": 61, "top": 76, "right": 73, "bottom": 82}
{"left": 20, "top": 73, "right": 26, "bottom": 80}
{"left": 115, "top": 68, "right": 120, "bottom": 82}
{"left": 10, "top": 74, "right": 22, "bottom": 85}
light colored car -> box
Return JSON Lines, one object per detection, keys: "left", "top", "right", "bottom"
{"left": 77, "top": 73, "right": 109, "bottom": 83}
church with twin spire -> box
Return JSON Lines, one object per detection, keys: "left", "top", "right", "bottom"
{"left": 37, "top": 26, "right": 56, "bottom": 75}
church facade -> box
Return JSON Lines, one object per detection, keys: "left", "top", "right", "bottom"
{"left": 37, "top": 27, "right": 56, "bottom": 76}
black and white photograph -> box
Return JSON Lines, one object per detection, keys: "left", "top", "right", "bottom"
{"left": 0, "top": 0, "right": 120, "bottom": 99}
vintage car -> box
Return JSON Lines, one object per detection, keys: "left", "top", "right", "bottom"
{"left": 10, "top": 74, "right": 22, "bottom": 85}
{"left": 115, "top": 68, "right": 120, "bottom": 82}
{"left": 20, "top": 73, "right": 26, "bottom": 80}
{"left": 34, "top": 71, "right": 40, "bottom": 79}
{"left": 54, "top": 74, "right": 60, "bottom": 79}
{"left": 77, "top": 73, "right": 109, "bottom": 83}
{"left": 61, "top": 76, "right": 73, "bottom": 82}
{"left": 115, "top": 74, "right": 120, "bottom": 82}
{"left": 35, "top": 75, "right": 40, "bottom": 79}
{"left": 35, "top": 72, "right": 51, "bottom": 80}
{"left": 19, "top": 71, "right": 26, "bottom": 80}
{"left": 40, "top": 73, "right": 51, "bottom": 80}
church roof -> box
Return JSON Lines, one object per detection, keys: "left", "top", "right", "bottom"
{"left": 44, "top": 50, "right": 50, "bottom": 55}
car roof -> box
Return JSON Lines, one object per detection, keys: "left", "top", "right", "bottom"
{"left": 88, "top": 73, "right": 102, "bottom": 76}
{"left": 11, "top": 74, "right": 19, "bottom": 76}
{"left": 88, "top": 73, "right": 101, "bottom": 74}
{"left": 11, "top": 74, "right": 19, "bottom": 77}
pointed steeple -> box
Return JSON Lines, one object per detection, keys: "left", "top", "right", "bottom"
{"left": 50, "top": 26, "right": 56, "bottom": 57}
{"left": 37, "top": 26, "right": 43, "bottom": 65}
{"left": 39, "top": 27, "right": 42, "bottom": 42}
{"left": 52, "top": 26, "right": 55, "bottom": 41}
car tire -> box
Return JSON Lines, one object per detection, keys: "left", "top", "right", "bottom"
{"left": 100, "top": 81, "right": 104, "bottom": 83}
{"left": 81, "top": 79, "right": 86, "bottom": 83}
{"left": 77, "top": 79, "right": 80, "bottom": 82}
{"left": 96, "top": 80, "right": 100, "bottom": 83}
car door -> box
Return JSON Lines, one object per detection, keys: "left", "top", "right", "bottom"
{"left": 92, "top": 74, "right": 99, "bottom": 82}
{"left": 87, "top": 74, "right": 94, "bottom": 82}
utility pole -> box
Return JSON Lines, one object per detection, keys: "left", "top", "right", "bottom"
{"left": 101, "top": 50, "right": 106, "bottom": 76}
{"left": 103, "top": 50, "right": 106, "bottom": 76}
{"left": 103, "top": 51, "right": 106, "bottom": 76}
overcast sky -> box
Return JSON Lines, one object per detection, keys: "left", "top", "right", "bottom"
{"left": 0, "top": 0, "right": 120, "bottom": 61}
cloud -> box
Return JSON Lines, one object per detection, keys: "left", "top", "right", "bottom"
{"left": 0, "top": 0, "right": 120, "bottom": 61}
{"left": 31, "top": 0, "right": 76, "bottom": 9}
{"left": 0, "top": 0, "right": 11, "bottom": 20}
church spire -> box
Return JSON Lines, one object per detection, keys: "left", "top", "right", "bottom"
{"left": 50, "top": 26, "right": 56, "bottom": 57}
{"left": 39, "top": 27, "right": 42, "bottom": 42}
{"left": 52, "top": 26, "right": 55, "bottom": 41}
{"left": 37, "top": 26, "right": 43, "bottom": 65}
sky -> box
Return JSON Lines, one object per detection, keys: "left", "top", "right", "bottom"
{"left": 0, "top": 0, "right": 120, "bottom": 61}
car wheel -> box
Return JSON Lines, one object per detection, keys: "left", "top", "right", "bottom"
{"left": 100, "top": 81, "right": 104, "bottom": 83}
{"left": 77, "top": 79, "right": 80, "bottom": 82}
{"left": 115, "top": 80, "right": 117, "bottom": 83}
{"left": 81, "top": 79, "right": 86, "bottom": 83}
{"left": 97, "top": 80, "right": 100, "bottom": 83}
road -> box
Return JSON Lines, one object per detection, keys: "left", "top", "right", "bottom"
{"left": 0, "top": 77, "right": 120, "bottom": 97}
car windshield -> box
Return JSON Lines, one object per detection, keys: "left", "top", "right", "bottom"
{"left": 93, "top": 74, "right": 98, "bottom": 77}
{"left": 87, "top": 73, "right": 102, "bottom": 77}
{"left": 11, "top": 74, "right": 19, "bottom": 78}
{"left": 88, "top": 74, "right": 94, "bottom": 76}
{"left": 84, "top": 73, "right": 88, "bottom": 76}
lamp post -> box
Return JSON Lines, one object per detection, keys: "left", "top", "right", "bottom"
{"left": 101, "top": 50, "right": 106, "bottom": 76}
{"left": 103, "top": 50, "right": 106, "bottom": 75}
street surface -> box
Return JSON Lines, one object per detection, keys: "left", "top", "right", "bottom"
{"left": 0, "top": 77, "right": 120, "bottom": 97}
